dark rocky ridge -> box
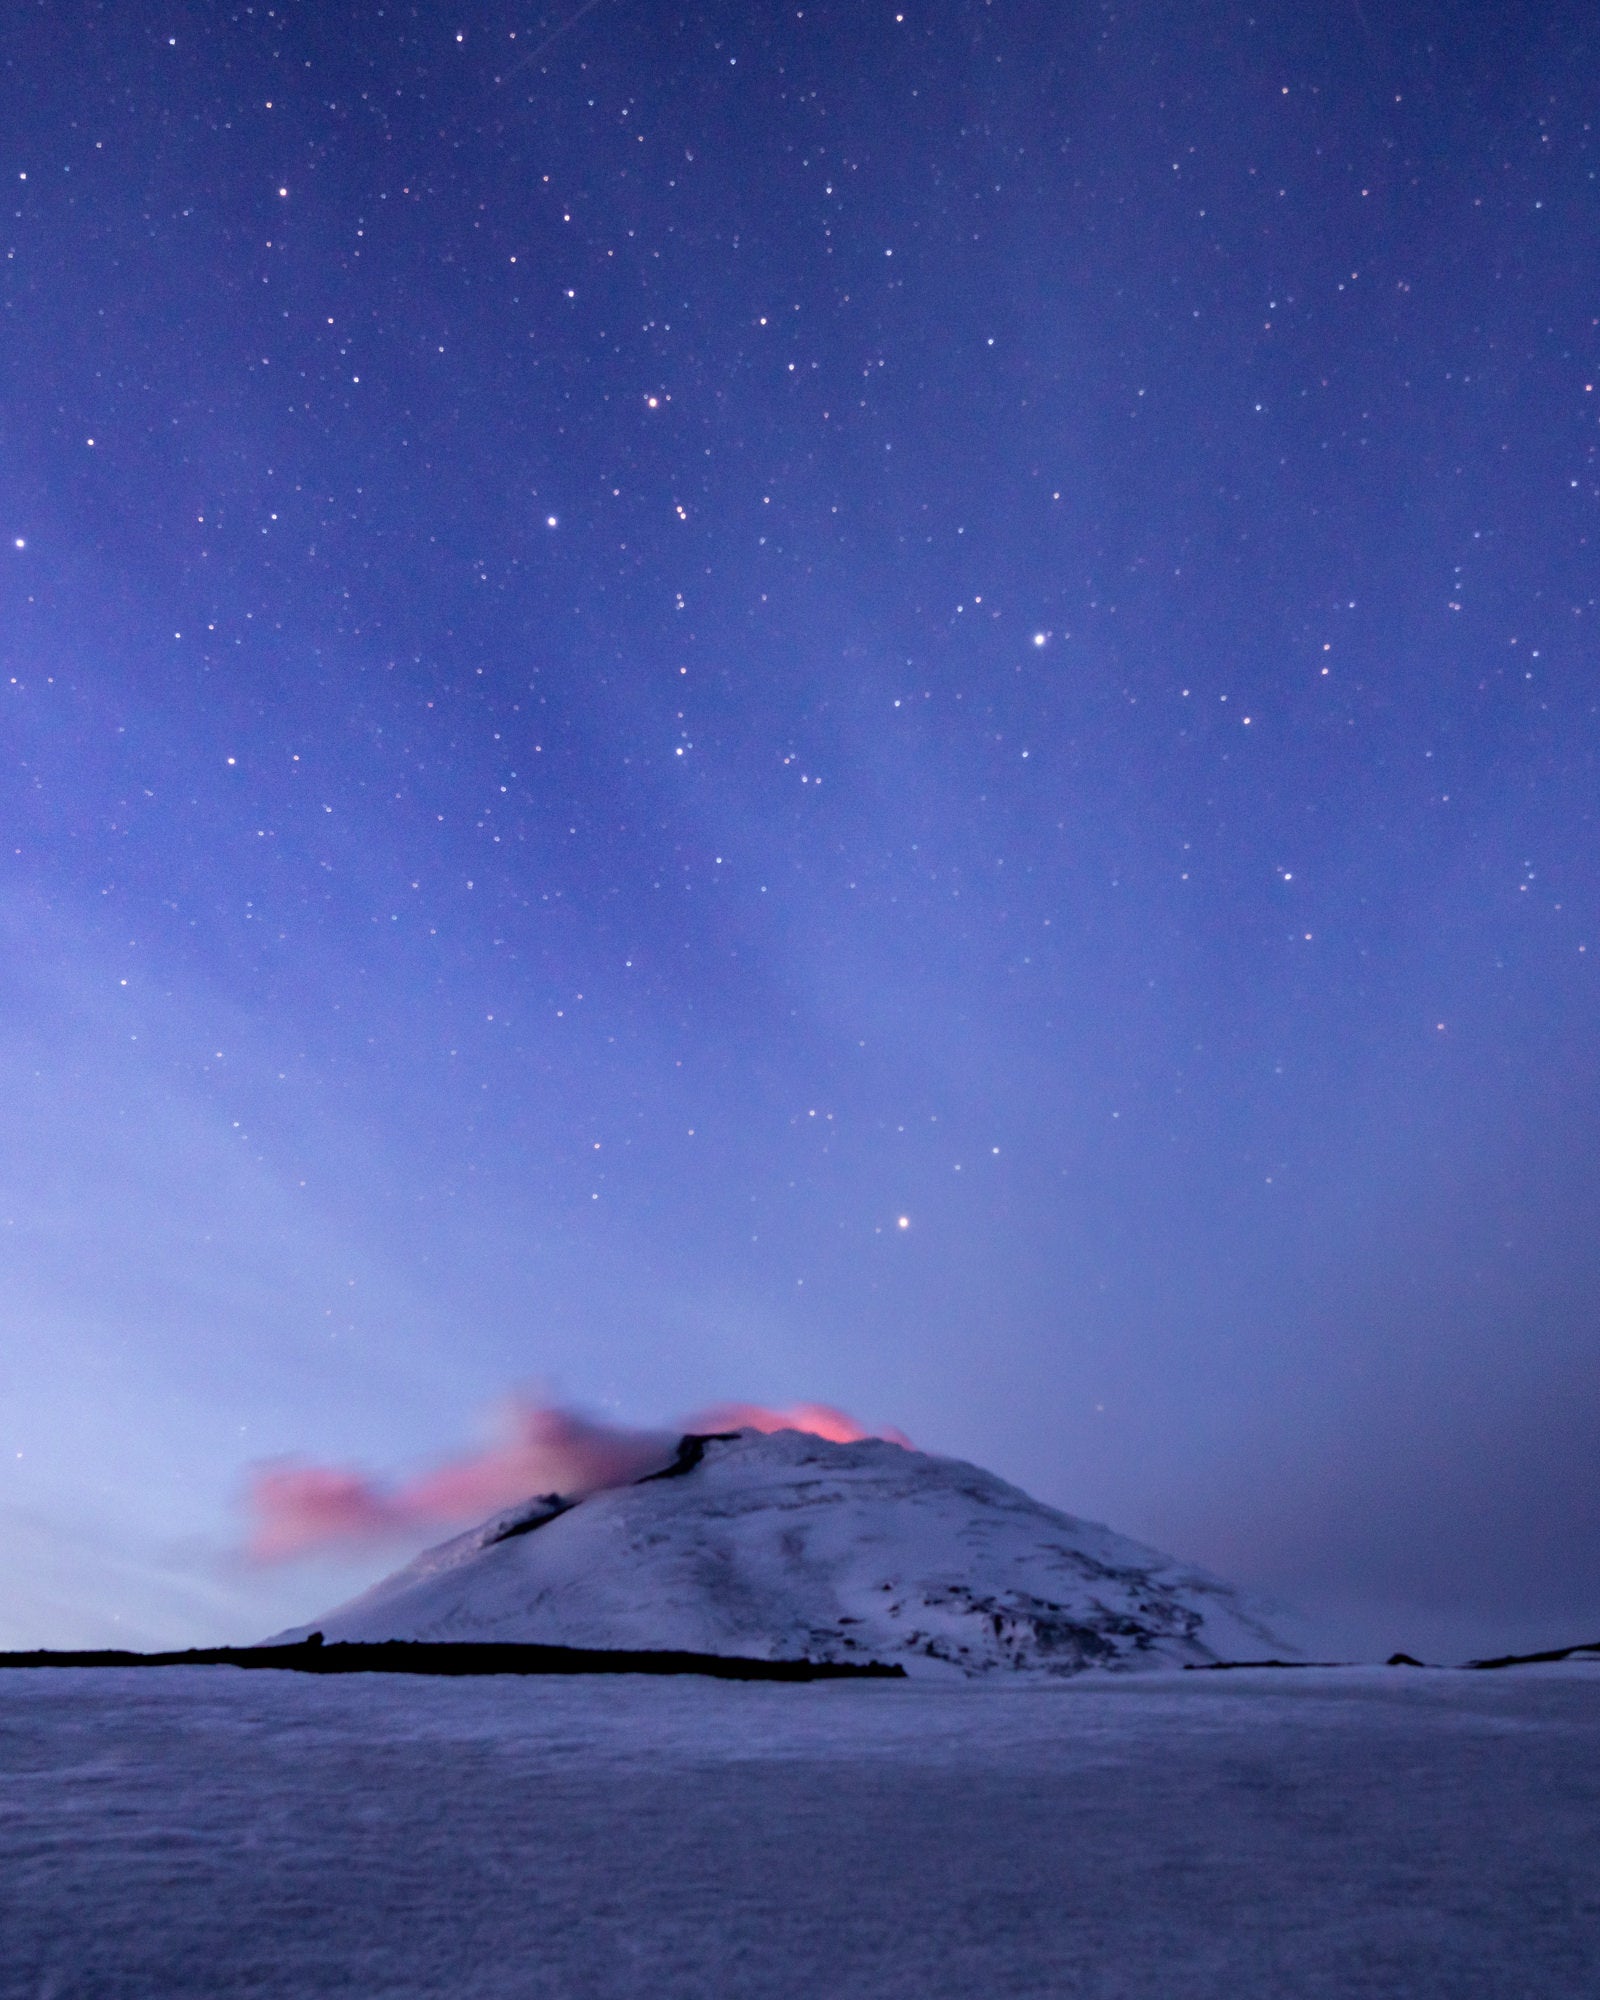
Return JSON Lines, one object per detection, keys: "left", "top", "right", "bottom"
{"left": 0, "top": 1639, "right": 904, "bottom": 1681}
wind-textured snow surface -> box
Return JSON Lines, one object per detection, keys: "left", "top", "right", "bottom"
{"left": 3, "top": 1664, "right": 1598, "bottom": 1998}
{"left": 272, "top": 1429, "right": 1290, "bottom": 1673}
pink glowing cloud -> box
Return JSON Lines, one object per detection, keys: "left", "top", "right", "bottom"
{"left": 402, "top": 1402, "right": 679, "bottom": 1520}
{"left": 246, "top": 1396, "right": 910, "bottom": 1560}
{"left": 247, "top": 1463, "right": 400, "bottom": 1561}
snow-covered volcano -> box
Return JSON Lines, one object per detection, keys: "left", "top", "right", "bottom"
{"left": 272, "top": 1429, "right": 1293, "bottom": 1676}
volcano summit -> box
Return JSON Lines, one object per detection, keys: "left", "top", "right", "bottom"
{"left": 274, "top": 1428, "right": 1291, "bottom": 1675}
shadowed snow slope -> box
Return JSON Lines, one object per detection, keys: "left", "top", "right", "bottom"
{"left": 271, "top": 1430, "right": 1291, "bottom": 1675}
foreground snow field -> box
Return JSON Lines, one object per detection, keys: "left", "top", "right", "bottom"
{"left": 2, "top": 1664, "right": 1597, "bottom": 1998}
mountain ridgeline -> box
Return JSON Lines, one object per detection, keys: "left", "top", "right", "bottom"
{"left": 270, "top": 1429, "right": 1293, "bottom": 1676}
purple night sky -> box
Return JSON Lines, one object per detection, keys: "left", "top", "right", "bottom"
{"left": 2, "top": 0, "right": 1597, "bottom": 1657}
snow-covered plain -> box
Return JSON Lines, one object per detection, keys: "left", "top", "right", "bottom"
{"left": 3, "top": 1663, "right": 1597, "bottom": 1998}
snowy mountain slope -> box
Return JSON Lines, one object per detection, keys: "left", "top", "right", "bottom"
{"left": 271, "top": 1429, "right": 1294, "bottom": 1675}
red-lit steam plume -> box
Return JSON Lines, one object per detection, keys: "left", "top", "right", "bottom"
{"left": 247, "top": 1397, "right": 910, "bottom": 1561}
{"left": 686, "top": 1401, "right": 913, "bottom": 1449}
{"left": 247, "top": 1402, "right": 677, "bottom": 1561}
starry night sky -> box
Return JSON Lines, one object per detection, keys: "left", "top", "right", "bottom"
{"left": 3, "top": 0, "right": 1598, "bottom": 1655}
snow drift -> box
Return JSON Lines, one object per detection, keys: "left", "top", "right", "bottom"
{"left": 271, "top": 1428, "right": 1292, "bottom": 1676}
